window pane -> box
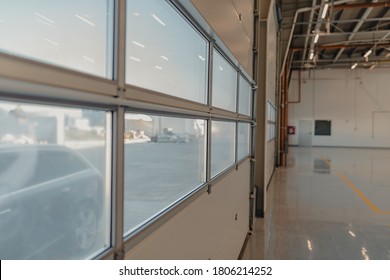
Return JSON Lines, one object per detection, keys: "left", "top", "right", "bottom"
{"left": 267, "top": 102, "right": 272, "bottom": 120}
{"left": 267, "top": 101, "right": 276, "bottom": 141}
{"left": 238, "top": 123, "right": 250, "bottom": 160}
{"left": 0, "top": 0, "right": 114, "bottom": 78}
{"left": 212, "top": 50, "right": 237, "bottom": 112}
{"left": 239, "top": 76, "right": 252, "bottom": 116}
{"left": 0, "top": 100, "right": 111, "bottom": 259}
{"left": 126, "top": 0, "right": 208, "bottom": 104}
{"left": 267, "top": 123, "right": 271, "bottom": 141}
{"left": 124, "top": 114, "right": 206, "bottom": 235}
{"left": 211, "top": 121, "right": 235, "bottom": 177}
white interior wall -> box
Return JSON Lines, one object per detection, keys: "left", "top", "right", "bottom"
{"left": 288, "top": 68, "right": 390, "bottom": 148}
{"left": 125, "top": 160, "right": 250, "bottom": 259}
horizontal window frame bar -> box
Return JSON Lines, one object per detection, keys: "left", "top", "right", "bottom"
{"left": 124, "top": 84, "right": 209, "bottom": 115}
{"left": 124, "top": 108, "right": 208, "bottom": 122}
{"left": 0, "top": 82, "right": 118, "bottom": 112}
{"left": 0, "top": 76, "right": 253, "bottom": 123}
{"left": 0, "top": 54, "right": 117, "bottom": 97}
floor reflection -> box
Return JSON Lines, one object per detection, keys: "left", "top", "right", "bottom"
{"left": 243, "top": 147, "right": 390, "bottom": 260}
{"left": 313, "top": 158, "right": 331, "bottom": 174}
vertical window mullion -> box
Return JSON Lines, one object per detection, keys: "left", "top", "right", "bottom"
{"left": 111, "top": 0, "right": 126, "bottom": 259}
{"left": 114, "top": 108, "right": 125, "bottom": 257}
{"left": 236, "top": 72, "right": 240, "bottom": 115}
{"left": 235, "top": 121, "right": 238, "bottom": 164}
{"left": 206, "top": 40, "right": 213, "bottom": 191}
{"left": 208, "top": 40, "right": 215, "bottom": 108}
{"left": 206, "top": 117, "right": 212, "bottom": 192}
{"left": 115, "top": 0, "right": 127, "bottom": 88}
{"left": 113, "top": 106, "right": 125, "bottom": 259}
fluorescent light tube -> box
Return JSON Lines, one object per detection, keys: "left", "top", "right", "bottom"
{"left": 363, "top": 49, "right": 372, "bottom": 58}
{"left": 314, "top": 33, "right": 320, "bottom": 44}
{"left": 322, "top": 3, "right": 329, "bottom": 19}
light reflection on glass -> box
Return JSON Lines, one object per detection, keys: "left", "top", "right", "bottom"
{"left": 361, "top": 247, "right": 370, "bottom": 260}
{"left": 126, "top": 0, "right": 208, "bottom": 104}
{"left": 0, "top": 0, "right": 114, "bottom": 78}
{"left": 238, "top": 122, "right": 250, "bottom": 160}
{"left": 0, "top": 100, "right": 111, "bottom": 259}
{"left": 239, "top": 75, "right": 252, "bottom": 116}
{"left": 307, "top": 240, "right": 313, "bottom": 251}
{"left": 212, "top": 49, "right": 237, "bottom": 112}
{"left": 211, "top": 121, "right": 235, "bottom": 177}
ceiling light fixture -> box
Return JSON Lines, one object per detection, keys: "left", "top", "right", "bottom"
{"left": 309, "top": 51, "right": 314, "bottom": 60}
{"left": 321, "top": 3, "right": 329, "bottom": 19}
{"left": 351, "top": 63, "right": 358, "bottom": 69}
{"left": 363, "top": 49, "right": 372, "bottom": 58}
{"left": 307, "top": 240, "right": 313, "bottom": 251}
{"left": 314, "top": 33, "right": 320, "bottom": 44}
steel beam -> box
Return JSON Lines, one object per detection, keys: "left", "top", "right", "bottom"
{"left": 334, "top": 2, "right": 390, "bottom": 10}
{"left": 333, "top": 0, "right": 379, "bottom": 63}
{"left": 292, "top": 42, "right": 390, "bottom": 50}
{"left": 282, "top": 17, "right": 390, "bottom": 28}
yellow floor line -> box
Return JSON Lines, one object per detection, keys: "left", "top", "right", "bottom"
{"left": 321, "top": 157, "right": 390, "bottom": 215}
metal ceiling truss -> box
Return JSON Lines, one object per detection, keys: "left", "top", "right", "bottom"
{"left": 278, "top": 0, "right": 390, "bottom": 71}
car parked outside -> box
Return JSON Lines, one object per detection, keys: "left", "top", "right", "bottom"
{"left": 0, "top": 145, "right": 105, "bottom": 259}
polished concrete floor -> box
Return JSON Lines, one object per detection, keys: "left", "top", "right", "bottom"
{"left": 242, "top": 146, "right": 390, "bottom": 260}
